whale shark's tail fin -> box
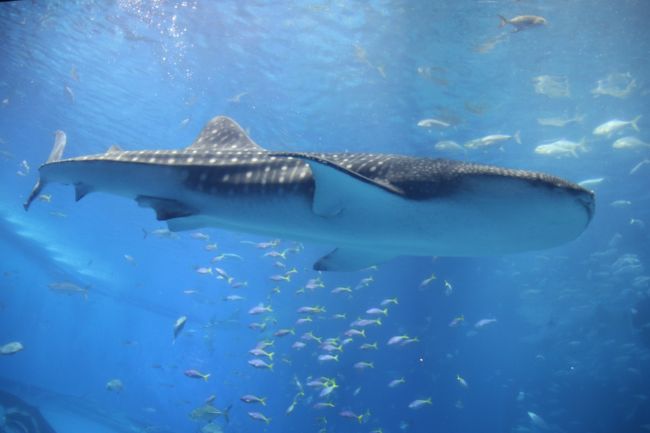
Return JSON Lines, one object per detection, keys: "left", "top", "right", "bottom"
{"left": 24, "top": 130, "right": 67, "bottom": 211}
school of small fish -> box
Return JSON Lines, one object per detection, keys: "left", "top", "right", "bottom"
{"left": 91, "top": 228, "right": 504, "bottom": 432}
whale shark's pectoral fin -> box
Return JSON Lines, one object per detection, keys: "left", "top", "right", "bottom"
{"left": 315, "top": 248, "right": 395, "bottom": 271}
{"left": 135, "top": 195, "right": 197, "bottom": 221}
{"left": 278, "top": 153, "right": 405, "bottom": 217}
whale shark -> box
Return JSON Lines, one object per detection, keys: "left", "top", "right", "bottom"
{"left": 0, "top": 390, "right": 57, "bottom": 433}
{"left": 24, "top": 116, "right": 594, "bottom": 271}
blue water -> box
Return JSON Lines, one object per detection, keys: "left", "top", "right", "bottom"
{"left": 1, "top": 1, "right": 649, "bottom": 432}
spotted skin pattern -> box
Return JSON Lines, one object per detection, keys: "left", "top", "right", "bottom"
{"left": 24, "top": 116, "right": 595, "bottom": 271}
{"left": 48, "top": 115, "right": 589, "bottom": 206}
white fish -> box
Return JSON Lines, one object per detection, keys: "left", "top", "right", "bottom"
{"left": 456, "top": 374, "right": 469, "bottom": 388}
{"left": 191, "top": 232, "right": 210, "bottom": 241}
{"left": 629, "top": 159, "right": 650, "bottom": 175}
{"left": 212, "top": 253, "right": 243, "bottom": 262}
{"left": 143, "top": 228, "right": 179, "bottom": 239}
{"left": 577, "top": 177, "right": 604, "bottom": 189}
{"left": 106, "top": 378, "right": 123, "bottom": 392}
{"left": 499, "top": 15, "right": 548, "bottom": 32}
{"left": 417, "top": 118, "right": 451, "bottom": 128}
{"left": 204, "top": 243, "right": 218, "bottom": 251}
{"left": 173, "top": 315, "right": 187, "bottom": 340}
{"left": 63, "top": 85, "right": 75, "bottom": 104}
{"left": 532, "top": 75, "right": 570, "bottom": 98}
{"left": 408, "top": 398, "right": 432, "bottom": 409}
{"left": 464, "top": 132, "right": 521, "bottom": 149}
{"left": 195, "top": 267, "right": 212, "bottom": 275}
{"left": 527, "top": 411, "right": 549, "bottom": 430}
{"left": 48, "top": 282, "right": 88, "bottom": 300}
{"left": 434, "top": 140, "right": 465, "bottom": 152}
{"left": 630, "top": 218, "right": 645, "bottom": 229}
{"left": 610, "top": 200, "right": 631, "bottom": 208}
{"left": 17, "top": 159, "right": 30, "bottom": 176}
{"left": 0, "top": 341, "right": 24, "bottom": 355}
{"left": 228, "top": 92, "right": 248, "bottom": 103}
{"left": 591, "top": 72, "right": 636, "bottom": 98}
{"left": 612, "top": 136, "right": 650, "bottom": 150}
{"left": 537, "top": 114, "right": 585, "bottom": 127}
{"left": 474, "top": 318, "right": 497, "bottom": 328}
{"left": 593, "top": 116, "right": 641, "bottom": 137}
{"left": 534, "top": 138, "right": 587, "bottom": 158}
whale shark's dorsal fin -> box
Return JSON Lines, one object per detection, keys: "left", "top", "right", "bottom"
{"left": 188, "top": 116, "right": 263, "bottom": 151}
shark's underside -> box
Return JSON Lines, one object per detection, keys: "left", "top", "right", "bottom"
{"left": 0, "top": 390, "right": 57, "bottom": 433}
{"left": 24, "top": 116, "right": 595, "bottom": 271}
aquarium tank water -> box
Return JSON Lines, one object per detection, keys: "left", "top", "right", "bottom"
{"left": 0, "top": 1, "right": 649, "bottom": 433}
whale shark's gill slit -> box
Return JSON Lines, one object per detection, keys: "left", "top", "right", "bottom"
{"left": 135, "top": 195, "right": 197, "bottom": 221}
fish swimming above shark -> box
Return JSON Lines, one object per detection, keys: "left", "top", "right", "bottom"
{"left": 24, "top": 116, "right": 595, "bottom": 271}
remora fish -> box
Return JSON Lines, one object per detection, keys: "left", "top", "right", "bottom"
{"left": 24, "top": 116, "right": 595, "bottom": 271}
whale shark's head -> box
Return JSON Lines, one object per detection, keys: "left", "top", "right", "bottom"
{"left": 410, "top": 162, "right": 596, "bottom": 255}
